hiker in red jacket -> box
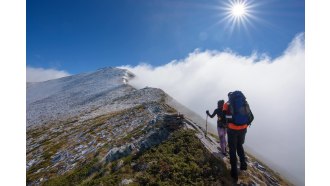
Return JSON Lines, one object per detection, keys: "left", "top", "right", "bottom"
{"left": 223, "top": 91, "right": 254, "bottom": 182}
{"left": 206, "top": 100, "right": 227, "bottom": 156}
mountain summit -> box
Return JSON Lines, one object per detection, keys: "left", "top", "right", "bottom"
{"left": 27, "top": 67, "right": 291, "bottom": 185}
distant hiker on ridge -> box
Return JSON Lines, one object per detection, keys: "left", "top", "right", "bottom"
{"left": 206, "top": 100, "right": 227, "bottom": 156}
{"left": 223, "top": 91, "right": 254, "bottom": 182}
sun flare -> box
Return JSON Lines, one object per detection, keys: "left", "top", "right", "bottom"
{"left": 214, "top": 0, "right": 257, "bottom": 33}
{"left": 231, "top": 3, "right": 246, "bottom": 17}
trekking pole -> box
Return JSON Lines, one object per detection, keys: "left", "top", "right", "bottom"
{"left": 205, "top": 115, "right": 208, "bottom": 137}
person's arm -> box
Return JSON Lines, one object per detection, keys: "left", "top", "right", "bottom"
{"left": 206, "top": 109, "right": 217, "bottom": 118}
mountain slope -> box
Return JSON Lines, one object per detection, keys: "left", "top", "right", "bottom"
{"left": 26, "top": 67, "right": 291, "bottom": 185}
{"left": 27, "top": 67, "right": 135, "bottom": 126}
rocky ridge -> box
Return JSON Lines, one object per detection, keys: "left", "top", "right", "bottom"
{"left": 26, "top": 67, "right": 292, "bottom": 185}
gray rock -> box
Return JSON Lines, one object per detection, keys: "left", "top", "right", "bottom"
{"left": 121, "top": 178, "right": 133, "bottom": 185}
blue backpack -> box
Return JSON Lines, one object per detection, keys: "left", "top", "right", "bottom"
{"left": 228, "top": 91, "right": 254, "bottom": 125}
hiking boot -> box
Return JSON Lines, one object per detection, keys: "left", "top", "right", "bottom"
{"left": 240, "top": 166, "right": 247, "bottom": 171}
{"left": 231, "top": 177, "right": 238, "bottom": 184}
{"left": 240, "top": 162, "right": 247, "bottom": 170}
{"left": 230, "top": 169, "right": 238, "bottom": 183}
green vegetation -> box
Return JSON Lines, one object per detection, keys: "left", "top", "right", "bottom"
{"left": 27, "top": 141, "right": 66, "bottom": 184}
{"left": 28, "top": 127, "right": 45, "bottom": 139}
{"left": 43, "top": 129, "right": 231, "bottom": 185}
{"left": 121, "top": 126, "right": 147, "bottom": 142}
{"left": 163, "top": 104, "right": 177, "bottom": 113}
{"left": 129, "top": 129, "right": 231, "bottom": 185}
{"left": 44, "top": 158, "right": 101, "bottom": 186}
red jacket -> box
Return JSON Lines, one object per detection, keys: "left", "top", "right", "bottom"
{"left": 223, "top": 102, "right": 248, "bottom": 130}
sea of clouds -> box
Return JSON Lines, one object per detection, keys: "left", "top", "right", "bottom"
{"left": 122, "top": 33, "right": 305, "bottom": 185}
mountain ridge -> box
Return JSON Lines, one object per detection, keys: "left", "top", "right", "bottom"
{"left": 26, "top": 67, "right": 292, "bottom": 185}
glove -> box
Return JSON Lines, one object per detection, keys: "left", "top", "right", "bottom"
{"left": 206, "top": 110, "right": 210, "bottom": 115}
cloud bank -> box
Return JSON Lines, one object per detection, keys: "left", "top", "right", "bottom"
{"left": 122, "top": 33, "right": 305, "bottom": 185}
{"left": 26, "top": 67, "right": 71, "bottom": 82}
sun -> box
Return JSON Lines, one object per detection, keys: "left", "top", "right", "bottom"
{"left": 211, "top": 0, "right": 264, "bottom": 37}
{"left": 231, "top": 3, "right": 246, "bottom": 17}
{"left": 213, "top": 0, "right": 257, "bottom": 33}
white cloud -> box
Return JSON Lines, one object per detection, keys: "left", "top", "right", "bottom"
{"left": 122, "top": 33, "right": 305, "bottom": 185}
{"left": 26, "top": 66, "right": 71, "bottom": 82}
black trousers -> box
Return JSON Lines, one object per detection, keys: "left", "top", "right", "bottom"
{"left": 227, "top": 128, "right": 247, "bottom": 178}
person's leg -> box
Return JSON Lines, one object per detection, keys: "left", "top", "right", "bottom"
{"left": 217, "top": 127, "right": 222, "bottom": 148}
{"left": 224, "top": 128, "right": 227, "bottom": 152}
{"left": 219, "top": 127, "right": 227, "bottom": 154}
{"left": 237, "top": 129, "right": 247, "bottom": 170}
{"left": 227, "top": 129, "right": 238, "bottom": 181}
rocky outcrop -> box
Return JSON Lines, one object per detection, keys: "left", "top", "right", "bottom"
{"left": 104, "top": 113, "right": 184, "bottom": 162}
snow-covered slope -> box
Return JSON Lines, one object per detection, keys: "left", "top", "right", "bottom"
{"left": 27, "top": 67, "right": 137, "bottom": 126}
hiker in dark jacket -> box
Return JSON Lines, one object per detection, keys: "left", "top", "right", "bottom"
{"left": 206, "top": 100, "right": 227, "bottom": 156}
{"left": 223, "top": 91, "right": 254, "bottom": 182}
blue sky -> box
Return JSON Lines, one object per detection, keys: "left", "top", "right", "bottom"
{"left": 27, "top": 0, "right": 304, "bottom": 74}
